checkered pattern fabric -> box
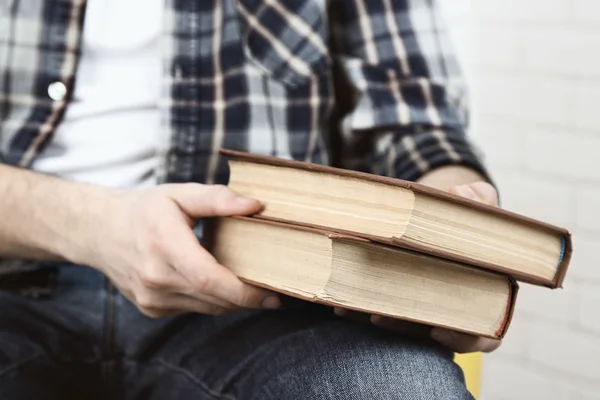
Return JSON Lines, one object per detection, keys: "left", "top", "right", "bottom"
{"left": 0, "top": 0, "right": 489, "bottom": 272}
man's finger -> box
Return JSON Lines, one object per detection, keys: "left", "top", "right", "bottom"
{"left": 135, "top": 262, "right": 191, "bottom": 292}
{"left": 430, "top": 327, "right": 501, "bottom": 354}
{"left": 370, "top": 315, "right": 431, "bottom": 338}
{"left": 163, "top": 183, "right": 262, "bottom": 219}
{"left": 171, "top": 229, "right": 280, "bottom": 310}
{"left": 449, "top": 182, "right": 498, "bottom": 206}
{"left": 469, "top": 182, "right": 499, "bottom": 206}
{"left": 173, "top": 279, "right": 243, "bottom": 309}
{"left": 131, "top": 258, "right": 247, "bottom": 309}
{"left": 167, "top": 294, "right": 240, "bottom": 316}
{"left": 195, "top": 259, "right": 281, "bottom": 309}
{"left": 333, "top": 308, "right": 371, "bottom": 324}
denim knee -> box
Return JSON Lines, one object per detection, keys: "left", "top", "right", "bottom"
{"left": 253, "top": 322, "right": 473, "bottom": 400}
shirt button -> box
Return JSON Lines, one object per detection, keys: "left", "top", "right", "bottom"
{"left": 47, "top": 81, "right": 67, "bottom": 101}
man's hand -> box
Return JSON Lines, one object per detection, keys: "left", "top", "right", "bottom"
{"left": 0, "top": 163, "right": 279, "bottom": 317}
{"left": 334, "top": 169, "right": 502, "bottom": 354}
{"left": 80, "top": 183, "right": 281, "bottom": 317}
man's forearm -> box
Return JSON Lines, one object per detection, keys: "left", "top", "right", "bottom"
{"left": 0, "top": 162, "right": 486, "bottom": 262}
{"left": 0, "top": 164, "right": 115, "bottom": 262}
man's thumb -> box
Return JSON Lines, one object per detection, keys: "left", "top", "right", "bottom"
{"left": 163, "top": 183, "right": 262, "bottom": 218}
{"left": 449, "top": 182, "right": 498, "bottom": 206}
{"left": 469, "top": 182, "right": 499, "bottom": 206}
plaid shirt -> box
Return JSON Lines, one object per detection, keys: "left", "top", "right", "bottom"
{"left": 0, "top": 0, "right": 489, "bottom": 273}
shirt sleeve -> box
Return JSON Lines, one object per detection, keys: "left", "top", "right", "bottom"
{"left": 328, "top": 0, "right": 491, "bottom": 182}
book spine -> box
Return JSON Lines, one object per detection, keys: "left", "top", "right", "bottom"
{"left": 496, "top": 277, "right": 519, "bottom": 337}
{"left": 553, "top": 233, "right": 573, "bottom": 289}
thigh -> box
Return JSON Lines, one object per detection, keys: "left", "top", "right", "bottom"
{"left": 124, "top": 303, "right": 473, "bottom": 400}
{"left": 0, "top": 350, "right": 99, "bottom": 400}
{"left": 0, "top": 266, "right": 105, "bottom": 400}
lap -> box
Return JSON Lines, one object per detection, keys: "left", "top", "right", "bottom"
{"left": 0, "top": 265, "right": 473, "bottom": 400}
{"left": 0, "top": 267, "right": 106, "bottom": 399}
{"left": 126, "top": 306, "right": 473, "bottom": 400}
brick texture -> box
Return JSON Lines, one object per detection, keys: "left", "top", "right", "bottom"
{"left": 440, "top": 0, "right": 600, "bottom": 398}
{"left": 569, "top": 235, "right": 600, "bottom": 282}
{"left": 524, "top": 129, "right": 600, "bottom": 181}
{"left": 576, "top": 284, "right": 600, "bottom": 334}
{"left": 483, "top": 356, "right": 570, "bottom": 400}
{"left": 526, "top": 322, "right": 600, "bottom": 382}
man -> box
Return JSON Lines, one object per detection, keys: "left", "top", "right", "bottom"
{"left": 0, "top": 0, "right": 500, "bottom": 398}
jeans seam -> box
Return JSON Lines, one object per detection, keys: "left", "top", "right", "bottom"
{"left": 103, "top": 278, "right": 117, "bottom": 357}
{"left": 140, "top": 359, "right": 237, "bottom": 400}
{"left": 102, "top": 277, "right": 121, "bottom": 397}
{"left": 0, "top": 353, "right": 44, "bottom": 378}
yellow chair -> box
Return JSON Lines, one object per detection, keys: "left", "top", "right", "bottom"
{"left": 454, "top": 352, "right": 482, "bottom": 399}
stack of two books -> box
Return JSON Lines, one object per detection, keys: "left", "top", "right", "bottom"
{"left": 206, "top": 150, "right": 573, "bottom": 339}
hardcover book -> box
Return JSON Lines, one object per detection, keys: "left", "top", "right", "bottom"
{"left": 208, "top": 217, "right": 517, "bottom": 339}
{"left": 221, "top": 149, "right": 572, "bottom": 289}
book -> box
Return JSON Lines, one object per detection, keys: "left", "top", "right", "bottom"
{"left": 221, "top": 149, "right": 572, "bottom": 289}
{"left": 207, "top": 217, "right": 517, "bottom": 339}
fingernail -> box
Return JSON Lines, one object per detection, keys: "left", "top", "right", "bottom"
{"left": 459, "top": 185, "right": 477, "bottom": 200}
{"left": 471, "top": 183, "right": 498, "bottom": 205}
{"left": 261, "top": 296, "right": 281, "bottom": 309}
{"left": 235, "top": 196, "right": 259, "bottom": 207}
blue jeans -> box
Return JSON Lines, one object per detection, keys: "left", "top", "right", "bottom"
{"left": 0, "top": 264, "right": 473, "bottom": 399}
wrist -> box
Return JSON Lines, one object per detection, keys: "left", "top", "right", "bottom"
{"left": 53, "top": 182, "right": 123, "bottom": 266}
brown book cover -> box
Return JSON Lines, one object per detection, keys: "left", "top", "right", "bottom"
{"left": 205, "top": 216, "right": 519, "bottom": 339}
{"left": 220, "top": 149, "right": 572, "bottom": 289}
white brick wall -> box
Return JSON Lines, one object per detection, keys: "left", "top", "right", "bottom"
{"left": 526, "top": 322, "right": 600, "bottom": 382}
{"left": 574, "top": 0, "right": 600, "bottom": 25}
{"left": 577, "top": 189, "right": 600, "bottom": 231}
{"left": 570, "top": 236, "right": 600, "bottom": 282}
{"left": 576, "top": 283, "right": 600, "bottom": 334}
{"left": 574, "top": 82, "right": 600, "bottom": 131}
{"left": 476, "top": 72, "right": 572, "bottom": 126}
{"left": 475, "top": 0, "right": 570, "bottom": 23}
{"left": 491, "top": 170, "right": 575, "bottom": 227}
{"left": 484, "top": 356, "right": 570, "bottom": 400}
{"left": 523, "top": 28, "right": 600, "bottom": 78}
{"left": 525, "top": 129, "right": 600, "bottom": 181}
{"left": 441, "top": 0, "right": 600, "bottom": 398}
